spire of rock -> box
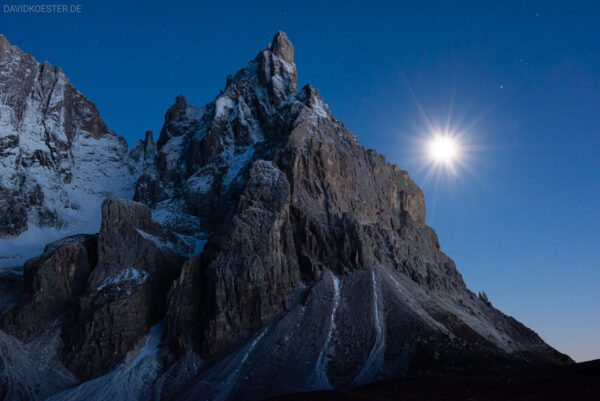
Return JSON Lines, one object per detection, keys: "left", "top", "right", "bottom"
{"left": 271, "top": 31, "right": 294, "bottom": 63}
{"left": 157, "top": 95, "right": 192, "bottom": 149}
{"left": 252, "top": 31, "right": 297, "bottom": 105}
{"left": 144, "top": 130, "right": 154, "bottom": 146}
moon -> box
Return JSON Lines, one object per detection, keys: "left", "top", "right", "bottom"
{"left": 429, "top": 136, "right": 458, "bottom": 164}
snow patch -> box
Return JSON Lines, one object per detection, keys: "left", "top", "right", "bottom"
{"left": 312, "top": 96, "right": 330, "bottom": 118}
{"left": 213, "top": 328, "right": 268, "bottom": 401}
{"left": 215, "top": 96, "right": 236, "bottom": 120}
{"left": 160, "top": 134, "right": 187, "bottom": 170}
{"left": 0, "top": 222, "right": 98, "bottom": 269}
{"left": 96, "top": 267, "right": 149, "bottom": 292}
{"left": 310, "top": 274, "right": 341, "bottom": 390}
{"left": 151, "top": 199, "right": 203, "bottom": 232}
{"left": 135, "top": 228, "right": 177, "bottom": 254}
{"left": 222, "top": 147, "right": 255, "bottom": 187}
{"left": 186, "top": 172, "right": 214, "bottom": 194}
{"left": 352, "top": 269, "right": 386, "bottom": 386}
{"left": 135, "top": 320, "right": 165, "bottom": 365}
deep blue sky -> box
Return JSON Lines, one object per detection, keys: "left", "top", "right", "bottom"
{"left": 1, "top": 1, "right": 599, "bottom": 362}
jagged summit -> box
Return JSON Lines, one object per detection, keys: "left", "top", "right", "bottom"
{"left": 0, "top": 32, "right": 572, "bottom": 401}
{"left": 136, "top": 32, "right": 337, "bottom": 242}
{"left": 0, "top": 35, "right": 67, "bottom": 82}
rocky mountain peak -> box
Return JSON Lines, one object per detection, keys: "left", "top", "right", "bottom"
{"left": 271, "top": 30, "right": 294, "bottom": 63}
{"left": 217, "top": 30, "right": 298, "bottom": 107}
{"left": 0, "top": 35, "right": 140, "bottom": 266}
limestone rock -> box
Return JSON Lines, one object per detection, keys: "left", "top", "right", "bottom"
{"left": 0, "top": 234, "right": 97, "bottom": 342}
{"left": 60, "top": 197, "right": 185, "bottom": 379}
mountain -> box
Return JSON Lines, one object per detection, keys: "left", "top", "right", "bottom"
{"left": 0, "top": 32, "right": 572, "bottom": 401}
{"left": 0, "top": 34, "right": 145, "bottom": 268}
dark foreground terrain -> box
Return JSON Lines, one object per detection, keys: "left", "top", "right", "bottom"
{"left": 270, "top": 359, "right": 600, "bottom": 401}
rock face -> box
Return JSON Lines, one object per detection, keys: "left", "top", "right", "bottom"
{"left": 0, "top": 197, "right": 185, "bottom": 385}
{"left": 0, "top": 34, "right": 140, "bottom": 267}
{"left": 60, "top": 197, "right": 184, "bottom": 380}
{"left": 1, "top": 234, "right": 97, "bottom": 342}
{"left": 0, "top": 32, "right": 572, "bottom": 401}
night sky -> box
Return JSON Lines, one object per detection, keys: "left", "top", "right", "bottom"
{"left": 1, "top": 0, "right": 599, "bottom": 361}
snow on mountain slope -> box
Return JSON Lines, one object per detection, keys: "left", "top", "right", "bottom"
{"left": 0, "top": 34, "right": 145, "bottom": 267}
